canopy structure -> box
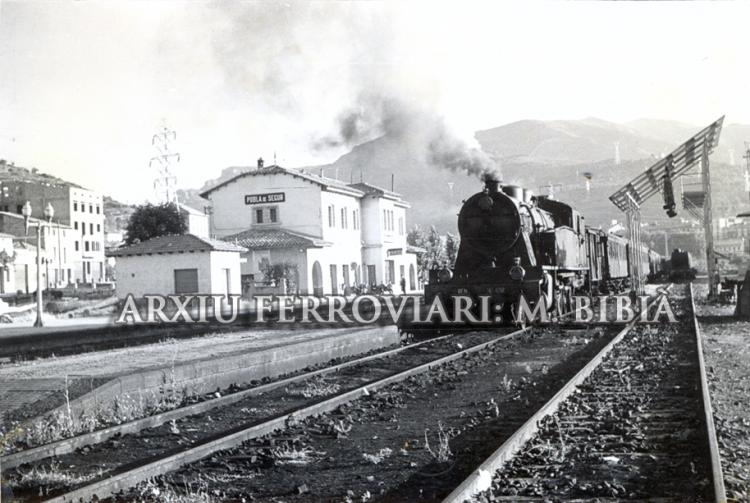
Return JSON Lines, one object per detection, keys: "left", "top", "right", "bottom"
{"left": 609, "top": 116, "right": 724, "bottom": 212}
{"left": 608, "top": 116, "right": 725, "bottom": 297}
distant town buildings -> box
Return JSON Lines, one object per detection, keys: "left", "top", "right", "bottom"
{"left": 200, "top": 159, "right": 420, "bottom": 296}
{"left": 0, "top": 167, "right": 106, "bottom": 285}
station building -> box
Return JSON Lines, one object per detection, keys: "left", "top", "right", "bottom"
{"left": 200, "top": 160, "right": 420, "bottom": 296}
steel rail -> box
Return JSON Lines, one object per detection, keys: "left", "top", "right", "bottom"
{"left": 43, "top": 326, "right": 533, "bottom": 502}
{"left": 689, "top": 282, "right": 727, "bottom": 503}
{"left": 2, "top": 332, "right": 466, "bottom": 470}
{"left": 442, "top": 286, "right": 672, "bottom": 503}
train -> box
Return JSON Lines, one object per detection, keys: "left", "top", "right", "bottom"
{"left": 664, "top": 249, "right": 697, "bottom": 281}
{"left": 409, "top": 175, "right": 664, "bottom": 328}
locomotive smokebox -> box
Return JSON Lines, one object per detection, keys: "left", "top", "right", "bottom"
{"left": 483, "top": 173, "right": 501, "bottom": 193}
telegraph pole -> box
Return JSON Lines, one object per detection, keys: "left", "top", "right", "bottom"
{"left": 150, "top": 124, "right": 180, "bottom": 205}
{"left": 743, "top": 143, "right": 750, "bottom": 203}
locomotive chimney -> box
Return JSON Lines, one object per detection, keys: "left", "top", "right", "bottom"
{"left": 483, "top": 173, "right": 500, "bottom": 193}
{"left": 257, "top": 157, "right": 264, "bottom": 169}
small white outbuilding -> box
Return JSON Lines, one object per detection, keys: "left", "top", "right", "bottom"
{"left": 108, "top": 234, "right": 246, "bottom": 298}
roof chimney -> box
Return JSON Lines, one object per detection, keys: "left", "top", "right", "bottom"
{"left": 257, "top": 157, "right": 264, "bottom": 169}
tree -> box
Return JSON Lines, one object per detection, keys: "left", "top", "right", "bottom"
{"left": 425, "top": 226, "right": 447, "bottom": 269}
{"left": 407, "top": 225, "right": 429, "bottom": 282}
{"left": 259, "top": 259, "right": 299, "bottom": 293}
{"left": 445, "top": 232, "right": 459, "bottom": 268}
{"left": 124, "top": 202, "right": 187, "bottom": 245}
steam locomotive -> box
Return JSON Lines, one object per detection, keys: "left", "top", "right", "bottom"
{"left": 409, "top": 175, "right": 663, "bottom": 328}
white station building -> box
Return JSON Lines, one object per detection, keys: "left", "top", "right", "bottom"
{"left": 200, "top": 160, "right": 421, "bottom": 296}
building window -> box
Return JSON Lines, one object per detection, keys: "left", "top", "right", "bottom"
{"left": 90, "top": 223, "right": 94, "bottom": 234}
{"left": 85, "top": 241, "right": 89, "bottom": 252}
{"left": 328, "top": 205, "right": 335, "bottom": 227}
{"left": 398, "top": 216, "right": 404, "bottom": 235}
{"left": 341, "top": 208, "right": 347, "bottom": 229}
{"left": 74, "top": 222, "right": 78, "bottom": 230}
{"left": 174, "top": 268, "right": 199, "bottom": 294}
{"left": 255, "top": 208, "right": 264, "bottom": 224}
{"left": 97, "top": 223, "right": 101, "bottom": 232}
{"left": 353, "top": 209, "right": 359, "bottom": 230}
{"left": 75, "top": 241, "right": 79, "bottom": 251}
{"left": 16, "top": 204, "right": 23, "bottom": 214}
{"left": 82, "top": 223, "right": 86, "bottom": 235}
{"left": 89, "top": 204, "right": 93, "bottom": 213}
{"left": 269, "top": 207, "right": 277, "bottom": 223}
{"left": 74, "top": 202, "right": 78, "bottom": 211}
{"left": 96, "top": 205, "right": 100, "bottom": 214}
{"left": 383, "top": 209, "right": 387, "bottom": 229}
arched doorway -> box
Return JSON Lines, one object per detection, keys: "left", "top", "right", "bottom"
{"left": 312, "top": 261, "right": 323, "bottom": 297}
{"left": 409, "top": 264, "right": 416, "bottom": 291}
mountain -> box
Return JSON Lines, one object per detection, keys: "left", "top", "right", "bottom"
{"left": 319, "top": 117, "right": 750, "bottom": 233}
{"left": 475, "top": 118, "right": 670, "bottom": 166}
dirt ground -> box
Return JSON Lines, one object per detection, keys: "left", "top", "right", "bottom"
{"left": 695, "top": 284, "right": 750, "bottom": 502}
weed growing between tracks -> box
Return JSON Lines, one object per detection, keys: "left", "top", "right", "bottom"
{"left": 424, "top": 421, "right": 456, "bottom": 463}
{"left": 11, "top": 461, "right": 106, "bottom": 497}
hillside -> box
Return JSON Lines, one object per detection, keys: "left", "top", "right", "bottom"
{"left": 320, "top": 117, "right": 750, "bottom": 232}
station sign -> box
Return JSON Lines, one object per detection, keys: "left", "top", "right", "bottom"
{"left": 387, "top": 248, "right": 403, "bottom": 256}
{"left": 245, "top": 192, "right": 285, "bottom": 205}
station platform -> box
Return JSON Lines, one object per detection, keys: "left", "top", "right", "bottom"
{"left": 0, "top": 325, "right": 400, "bottom": 426}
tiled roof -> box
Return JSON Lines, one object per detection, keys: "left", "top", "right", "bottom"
{"left": 222, "top": 228, "right": 331, "bottom": 250}
{"left": 107, "top": 233, "right": 246, "bottom": 257}
{"left": 199, "top": 165, "right": 364, "bottom": 198}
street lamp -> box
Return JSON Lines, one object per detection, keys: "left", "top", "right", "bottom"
{"left": 23, "top": 201, "right": 54, "bottom": 327}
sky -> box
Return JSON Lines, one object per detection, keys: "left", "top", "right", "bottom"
{"left": 0, "top": 1, "right": 749, "bottom": 203}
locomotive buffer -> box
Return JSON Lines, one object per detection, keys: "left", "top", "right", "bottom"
{"left": 609, "top": 116, "right": 724, "bottom": 298}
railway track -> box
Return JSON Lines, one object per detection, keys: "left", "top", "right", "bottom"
{"left": 444, "top": 284, "right": 726, "bottom": 503}
{"left": 3, "top": 327, "right": 530, "bottom": 502}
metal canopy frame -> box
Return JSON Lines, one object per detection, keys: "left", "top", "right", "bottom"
{"left": 609, "top": 116, "right": 724, "bottom": 211}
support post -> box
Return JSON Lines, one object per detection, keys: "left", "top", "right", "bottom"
{"left": 702, "top": 144, "right": 717, "bottom": 297}
{"left": 35, "top": 224, "right": 44, "bottom": 327}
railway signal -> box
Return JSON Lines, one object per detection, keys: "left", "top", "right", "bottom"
{"left": 609, "top": 117, "right": 725, "bottom": 297}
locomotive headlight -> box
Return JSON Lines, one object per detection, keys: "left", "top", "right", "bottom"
{"left": 509, "top": 257, "right": 525, "bottom": 281}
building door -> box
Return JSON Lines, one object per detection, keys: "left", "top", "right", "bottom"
{"left": 330, "top": 264, "right": 338, "bottom": 295}
{"left": 351, "top": 262, "right": 359, "bottom": 285}
{"left": 386, "top": 260, "right": 395, "bottom": 285}
{"left": 174, "top": 268, "right": 199, "bottom": 294}
{"left": 409, "top": 264, "right": 416, "bottom": 291}
{"left": 312, "top": 261, "right": 323, "bottom": 297}
{"left": 342, "top": 264, "right": 350, "bottom": 288}
{"left": 367, "top": 265, "right": 376, "bottom": 286}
